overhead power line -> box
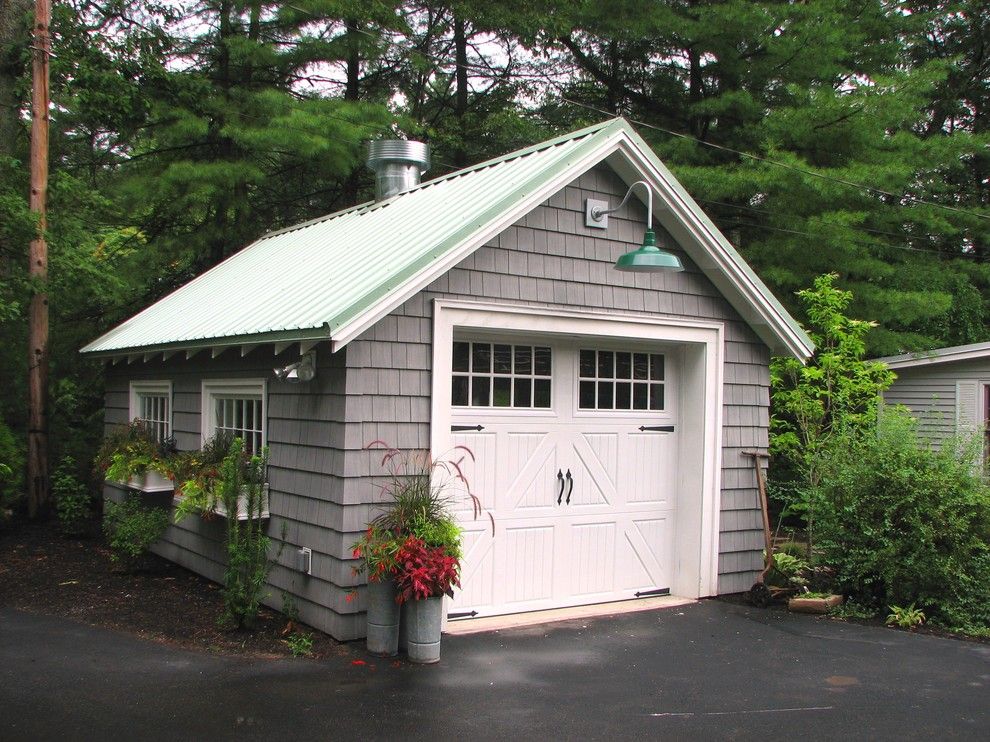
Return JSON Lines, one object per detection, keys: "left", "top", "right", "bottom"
{"left": 561, "top": 97, "right": 990, "bottom": 225}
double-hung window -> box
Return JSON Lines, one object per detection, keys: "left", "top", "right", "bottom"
{"left": 129, "top": 381, "right": 172, "bottom": 442}
{"left": 201, "top": 379, "right": 266, "bottom": 454}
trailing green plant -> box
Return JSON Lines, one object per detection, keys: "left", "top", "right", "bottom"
{"left": 53, "top": 456, "right": 91, "bottom": 537}
{"left": 102, "top": 494, "right": 170, "bottom": 571}
{"left": 217, "top": 438, "right": 273, "bottom": 630}
{"left": 813, "top": 406, "right": 990, "bottom": 631}
{"left": 170, "top": 431, "right": 236, "bottom": 521}
{"left": 887, "top": 603, "right": 926, "bottom": 628}
{"left": 95, "top": 421, "right": 176, "bottom": 483}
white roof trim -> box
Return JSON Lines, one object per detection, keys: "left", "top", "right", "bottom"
{"left": 332, "top": 121, "right": 812, "bottom": 360}
{"left": 876, "top": 341, "right": 990, "bottom": 369}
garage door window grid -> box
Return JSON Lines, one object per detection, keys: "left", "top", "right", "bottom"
{"left": 579, "top": 349, "right": 665, "bottom": 410}
{"left": 452, "top": 341, "right": 552, "bottom": 408}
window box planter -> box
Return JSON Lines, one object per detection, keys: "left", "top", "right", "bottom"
{"left": 211, "top": 483, "right": 270, "bottom": 521}
{"left": 106, "top": 470, "right": 174, "bottom": 493}
{"left": 788, "top": 594, "right": 844, "bottom": 614}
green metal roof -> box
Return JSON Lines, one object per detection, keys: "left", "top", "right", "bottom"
{"left": 82, "top": 118, "right": 813, "bottom": 360}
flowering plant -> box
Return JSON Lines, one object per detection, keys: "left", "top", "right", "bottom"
{"left": 351, "top": 525, "right": 403, "bottom": 583}
{"left": 394, "top": 535, "right": 460, "bottom": 603}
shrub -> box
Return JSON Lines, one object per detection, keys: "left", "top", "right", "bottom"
{"left": 103, "top": 495, "right": 170, "bottom": 570}
{"left": 813, "top": 407, "right": 990, "bottom": 630}
{"left": 0, "top": 419, "right": 25, "bottom": 513}
{"left": 53, "top": 456, "right": 90, "bottom": 536}
{"left": 218, "top": 439, "right": 272, "bottom": 629}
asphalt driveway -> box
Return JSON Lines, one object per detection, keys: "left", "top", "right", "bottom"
{"left": 2, "top": 600, "right": 988, "bottom": 741}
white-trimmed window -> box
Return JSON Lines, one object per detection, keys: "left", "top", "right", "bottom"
{"left": 451, "top": 340, "right": 552, "bottom": 408}
{"left": 578, "top": 349, "right": 665, "bottom": 411}
{"left": 201, "top": 379, "right": 266, "bottom": 453}
{"left": 129, "top": 381, "right": 172, "bottom": 441}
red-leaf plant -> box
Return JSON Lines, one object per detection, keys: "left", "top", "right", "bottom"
{"left": 394, "top": 535, "right": 460, "bottom": 603}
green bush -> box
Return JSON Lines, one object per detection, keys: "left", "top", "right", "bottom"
{"left": 218, "top": 439, "right": 272, "bottom": 630}
{"left": 0, "top": 419, "right": 25, "bottom": 512}
{"left": 103, "top": 495, "right": 169, "bottom": 571}
{"left": 53, "top": 456, "right": 90, "bottom": 536}
{"left": 814, "top": 407, "right": 990, "bottom": 630}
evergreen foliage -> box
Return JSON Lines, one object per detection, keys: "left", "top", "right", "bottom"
{"left": 2, "top": 0, "right": 990, "bottom": 520}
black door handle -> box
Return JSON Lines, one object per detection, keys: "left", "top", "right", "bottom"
{"left": 556, "top": 469, "right": 564, "bottom": 505}
{"left": 565, "top": 469, "right": 573, "bottom": 505}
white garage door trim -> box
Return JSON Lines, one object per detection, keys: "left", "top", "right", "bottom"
{"left": 430, "top": 298, "right": 724, "bottom": 601}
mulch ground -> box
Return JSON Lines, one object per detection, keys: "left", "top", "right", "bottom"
{"left": 0, "top": 517, "right": 351, "bottom": 660}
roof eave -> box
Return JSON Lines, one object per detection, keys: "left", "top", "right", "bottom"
{"left": 80, "top": 326, "right": 331, "bottom": 359}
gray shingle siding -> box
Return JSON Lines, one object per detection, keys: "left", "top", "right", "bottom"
{"left": 104, "top": 345, "right": 365, "bottom": 639}
{"left": 338, "top": 165, "right": 771, "bottom": 610}
{"left": 101, "top": 163, "right": 774, "bottom": 639}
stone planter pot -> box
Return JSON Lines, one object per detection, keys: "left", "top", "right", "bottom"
{"left": 788, "top": 594, "right": 844, "bottom": 614}
{"left": 405, "top": 596, "right": 443, "bottom": 664}
{"left": 366, "top": 580, "right": 400, "bottom": 657}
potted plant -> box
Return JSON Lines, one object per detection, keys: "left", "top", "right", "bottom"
{"left": 95, "top": 422, "right": 176, "bottom": 494}
{"left": 357, "top": 442, "right": 469, "bottom": 662}
{"left": 352, "top": 524, "right": 403, "bottom": 656}
{"left": 394, "top": 533, "right": 460, "bottom": 664}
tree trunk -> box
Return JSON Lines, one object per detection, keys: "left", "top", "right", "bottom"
{"left": 453, "top": 15, "right": 469, "bottom": 166}
{"left": 26, "top": 0, "right": 50, "bottom": 519}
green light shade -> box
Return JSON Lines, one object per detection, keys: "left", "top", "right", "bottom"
{"left": 613, "top": 229, "right": 684, "bottom": 272}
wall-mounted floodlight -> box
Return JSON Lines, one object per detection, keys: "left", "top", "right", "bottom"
{"left": 274, "top": 351, "right": 316, "bottom": 382}
{"left": 586, "top": 181, "right": 684, "bottom": 272}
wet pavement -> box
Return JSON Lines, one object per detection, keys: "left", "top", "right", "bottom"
{"left": 2, "top": 599, "right": 988, "bottom": 741}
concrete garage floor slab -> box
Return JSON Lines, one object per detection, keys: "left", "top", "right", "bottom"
{"left": 2, "top": 599, "right": 988, "bottom": 741}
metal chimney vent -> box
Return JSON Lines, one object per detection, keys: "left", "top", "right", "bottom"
{"left": 367, "top": 140, "right": 430, "bottom": 201}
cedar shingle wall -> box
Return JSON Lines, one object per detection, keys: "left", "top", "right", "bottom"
{"left": 104, "top": 345, "right": 364, "bottom": 639}
{"left": 102, "top": 163, "right": 773, "bottom": 639}
{"left": 340, "top": 164, "right": 771, "bottom": 605}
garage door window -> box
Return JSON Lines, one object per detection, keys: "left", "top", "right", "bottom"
{"left": 579, "top": 349, "right": 664, "bottom": 411}
{"left": 452, "top": 341, "right": 551, "bottom": 408}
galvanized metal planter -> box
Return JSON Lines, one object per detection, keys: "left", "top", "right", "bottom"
{"left": 366, "top": 580, "right": 400, "bottom": 657}
{"left": 404, "top": 596, "right": 443, "bottom": 664}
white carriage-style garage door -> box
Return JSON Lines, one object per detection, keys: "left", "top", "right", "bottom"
{"left": 433, "top": 301, "right": 725, "bottom": 620}
{"left": 445, "top": 335, "right": 681, "bottom": 618}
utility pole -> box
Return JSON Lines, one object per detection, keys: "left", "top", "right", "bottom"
{"left": 26, "top": 0, "right": 50, "bottom": 519}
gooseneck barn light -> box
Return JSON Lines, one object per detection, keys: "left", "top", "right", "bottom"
{"left": 586, "top": 181, "right": 684, "bottom": 273}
